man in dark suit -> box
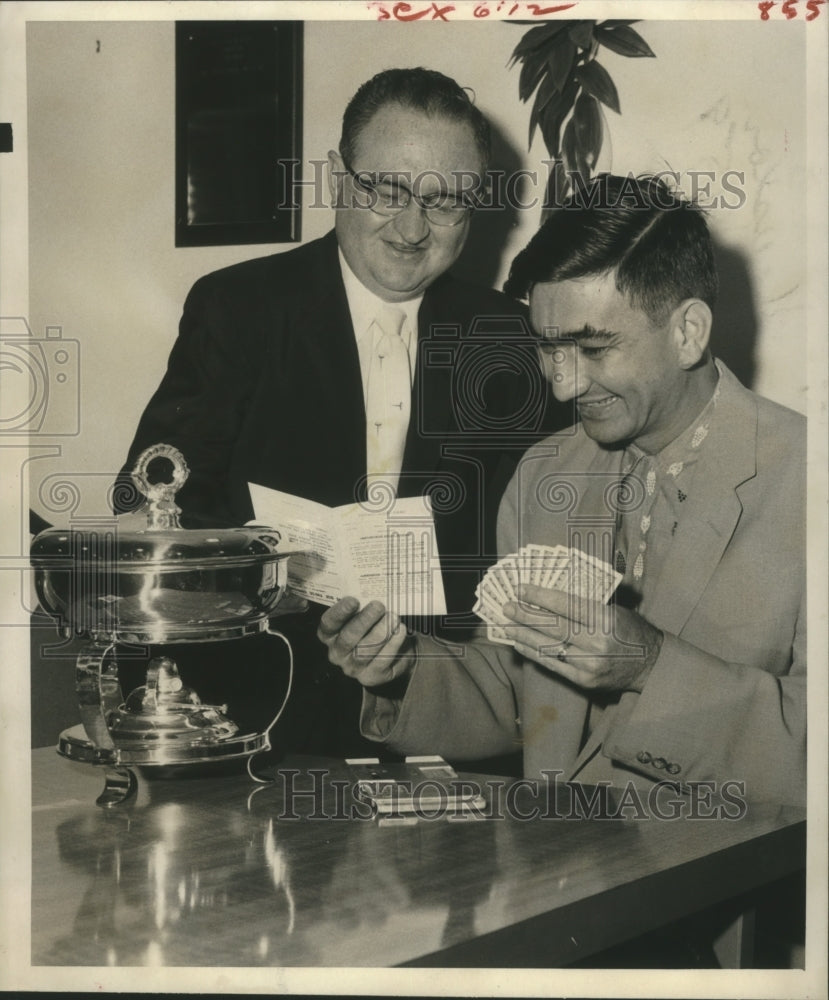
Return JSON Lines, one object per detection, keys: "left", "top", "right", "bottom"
{"left": 116, "top": 68, "right": 559, "bottom": 757}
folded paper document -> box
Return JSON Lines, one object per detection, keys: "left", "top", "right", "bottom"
{"left": 248, "top": 484, "right": 447, "bottom": 616}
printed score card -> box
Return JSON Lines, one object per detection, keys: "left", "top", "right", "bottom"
{"left": 248, "top": 483, "right": 447, "bottom": 616}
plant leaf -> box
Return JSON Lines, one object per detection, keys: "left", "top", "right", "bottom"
{"left": 599, "top": 19, "right": 640, "bottom": 28}
{"left": 517, "top": 46, "right": 549, "bottom": 102}
{"left": 572, "top": 91, "right": 603, "bottom": 173}
{"left": 575, "top": 59, "right": 620, "bottom": 114}
{"left": 547, "top": 35, "right": 576, "bottom": 93}
{"left": 561, "top": 116, "right": 579, "bottom": 175}
{"left": 528, "top": 72, "right": 561, "bottom": 147}
{"left": 567, "top": 20, "right": 595, "bottom": 49}
{"left": 539, "top": 78, "right": 578, "bottom": 156}
{"left": 510, "top": 21, "right": 570, "bottom": 59}
{"left": 595, "top": 24, "right": 655, "bottom": 58}
{"left": 536, "top": 69, "right": 563, "bottom": 111}
{"left": 528, "top": 98, "right": 541, "bottom": 150}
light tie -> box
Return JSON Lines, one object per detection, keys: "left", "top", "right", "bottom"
{"left": 365, "top": 305, "right": 411, "bottom": 495}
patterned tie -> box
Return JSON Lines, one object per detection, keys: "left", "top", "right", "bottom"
{"left": 615, "top": 453, "right": 654, "bottom": 587}
{"left": 365, "top": 305, "right": 411, "bottom": 495}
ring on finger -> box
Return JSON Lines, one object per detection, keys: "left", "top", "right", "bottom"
{"left": 556, "top": 642, "right": 569, "bottom": 661}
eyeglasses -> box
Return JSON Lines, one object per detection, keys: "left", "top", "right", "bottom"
{"left": 341, "top": 163, "right": 479, "bottom": 227}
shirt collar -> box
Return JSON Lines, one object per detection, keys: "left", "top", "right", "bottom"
{"left": 623, "top": 360, "right": 723, "bottom": 475}
{"left": 338, "top": 249, "right": 423, "bottom": 343}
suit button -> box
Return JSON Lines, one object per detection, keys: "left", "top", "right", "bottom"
{"left": 652, "top": 757, "right": 667, "bottom": 769}
{"left": 636, "top": 751, "right": 652, "bottom": 764}
{"left": 666, "top": 762, "right": 681, "bottom": 775}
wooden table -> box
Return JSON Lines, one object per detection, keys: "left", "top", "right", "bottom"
{"left": 30, "top": 748, "right": 805, "bottom": 968}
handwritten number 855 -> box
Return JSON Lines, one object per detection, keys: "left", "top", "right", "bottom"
{"left": 759, "top": 0, "right": 825, "bottom": 19}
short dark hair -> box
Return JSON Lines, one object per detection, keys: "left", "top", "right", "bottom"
{"left": 339, "top": 67, "right": 491, "bottom": 172}
{"left": 505, "top": 174, "right": 718, "bottom": 323}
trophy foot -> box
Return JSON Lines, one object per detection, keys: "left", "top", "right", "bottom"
{"left": 246, "top": 750, "right": 276, "bottom": 785}
{"left": 96, "top": 768, "right": 138, "bottom": 807}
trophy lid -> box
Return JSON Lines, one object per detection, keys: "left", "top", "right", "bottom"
{"left": 29, "top": 445, "right": 295, "bottom": 643}
{"left": 30, "top": 443, "right": 283, "bottom": 570}
{"left": 30, "top": 525, "right": 284, "bottom": 569}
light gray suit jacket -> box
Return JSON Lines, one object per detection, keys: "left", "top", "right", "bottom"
{"left": 362, "top": 363, "right": 806, "bottom": 806}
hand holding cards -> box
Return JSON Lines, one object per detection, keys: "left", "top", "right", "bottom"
{"left": 473, "top": 544, "right": 622, "bottom": 646}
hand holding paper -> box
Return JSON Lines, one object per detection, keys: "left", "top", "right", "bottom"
{"left": 248, "top": 484, "right": 447, "bottom": 616}
{"left": 317, "top": 597, "right": 416, "bottom": 689}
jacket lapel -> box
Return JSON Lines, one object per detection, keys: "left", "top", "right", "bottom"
{"left": 299, "top": 233, "right": 367, "bottom": 489}
{"left": 401, "top": 281, "right": 452, "bottom": 485}
{"left": 642, "top": 364, "right": 758, "bottom": 635}
{"left": 570, "top": 364, "right": 759, "bottom": 777}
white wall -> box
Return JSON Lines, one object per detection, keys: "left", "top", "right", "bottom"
{"left": 24, "top": 17, "right": 807, "bottom": 520}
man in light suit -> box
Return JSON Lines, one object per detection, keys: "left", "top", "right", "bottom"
{"left": 116, "top": 68, "right": 557, "bottom": 757}
{"left": 319, "top": 174, "right": 806, "bottom": 806}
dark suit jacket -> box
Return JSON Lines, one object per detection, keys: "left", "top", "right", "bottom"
{"left": 116, "top": 231, "right": 562, "bottom": 756}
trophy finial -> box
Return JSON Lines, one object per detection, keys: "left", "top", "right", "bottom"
{"left": 130, "top": 443, "right": 190, "bottom": 530}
